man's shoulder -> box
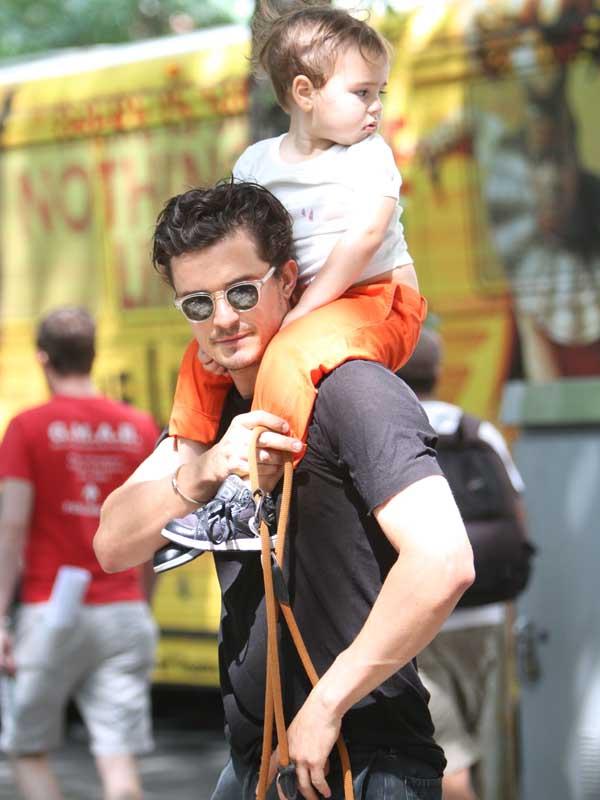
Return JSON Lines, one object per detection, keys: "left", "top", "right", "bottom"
{"left": 316, "top": 360, "right": 419, "bottom": 421}
{"left": 5, "top": 400, "right": 56, "bottom": 428}
{"left": 318, "top": 359, "right": 405, "bottom": 396}
{"left": 15, "top": 396, "right": 155, "bottom": 432}
{"left": 88, "top": 396, "right": 159, "bottom": 438}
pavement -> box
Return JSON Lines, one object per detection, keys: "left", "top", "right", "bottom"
{"left": 0, "top": 688, "right": 230, "bottom": 800}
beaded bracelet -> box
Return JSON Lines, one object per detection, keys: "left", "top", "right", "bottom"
{"left": 171, "top": 465, "right": 203, "bottom": 506}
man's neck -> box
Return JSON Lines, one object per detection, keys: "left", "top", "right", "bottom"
{"left": 228, "top": 365, "right": 258, "bottom": 401}
{"left": 47, "top": 372, "right": 98, "bottom": 398}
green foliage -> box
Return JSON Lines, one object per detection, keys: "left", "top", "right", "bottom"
{"left": 0, "top": 0, "right": 235, "bottom": 59}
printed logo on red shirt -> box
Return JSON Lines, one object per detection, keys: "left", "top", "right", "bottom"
{"left": 62, "top": 482, "right": 102, "bottom": 517}
{"left": 48, "top": 420, "right": 141, "bottom": 448}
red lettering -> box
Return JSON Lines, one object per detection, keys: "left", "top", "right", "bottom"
{"left": 98, "top": 160, "right": 118, "bottom": 228}
{"left": 19, "top": 170, "right": 53, "bottom": 233}
{"left": 124, "top": 158, "right": 158, "bottom": 226}
{"left": 60, "top": 165, "right": 91, "bottom": 232}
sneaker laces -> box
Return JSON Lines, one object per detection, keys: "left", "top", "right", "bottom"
{"left": 198, "top": 488, "right": 276, "bottom": 545}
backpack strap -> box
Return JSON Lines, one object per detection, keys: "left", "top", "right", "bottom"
{"left": 249, "top": 427, "right": 354, "bottom": 800}
{"left": 455, "top": 411, "right": 481, "bottom": 444}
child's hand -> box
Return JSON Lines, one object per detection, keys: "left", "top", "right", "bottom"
{"left": 280, "top": 306, "right": 308, "bottom": 330}
{"left": 197, "top": 347, "right": 228, "bottom": 376}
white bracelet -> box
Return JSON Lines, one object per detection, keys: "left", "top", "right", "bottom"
{"left": 171, "top": 465, "right": 203, "bottom": 506}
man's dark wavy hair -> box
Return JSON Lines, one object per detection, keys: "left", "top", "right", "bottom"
{"left": 152, "top": 179, "right": 295, "bottom": 288}
{"left": 36, "top": 307, "right": 95, "bottom": 375}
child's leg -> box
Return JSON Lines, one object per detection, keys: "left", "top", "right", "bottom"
{"left": 252, "top": 282, "right": 426, "bottom": 446}
{"left": 168, "top": 339, "right": 232, "bottom": 444}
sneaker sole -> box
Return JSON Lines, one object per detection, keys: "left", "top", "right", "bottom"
{"left": 153, "top": 548, "right": 203, "bottom": 573}
{"left": 160, "top": 527, "right": 277, "bottom": 551}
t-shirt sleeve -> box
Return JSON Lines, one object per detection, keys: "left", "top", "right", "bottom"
{"left": 348, "top": 135, "right": 402, "bottom": 200}
{"left": 314, "top": 361, "right": 443, "bottom": 512}
{"left": 0, "top": 416, "right": 33, "bottom": 482}
{"left": 233, "top": 143, "right": 260, "bottom": 182}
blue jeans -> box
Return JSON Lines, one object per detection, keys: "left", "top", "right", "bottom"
{"left": 210, "top": 744, "right": 442, "bottom": 800}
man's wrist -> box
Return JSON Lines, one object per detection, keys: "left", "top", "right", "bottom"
{"left": 179, "top": 454, "right": 220, "bottom": 504}
{"left": 312, "top": 650, "right": 357, "bottom": 719}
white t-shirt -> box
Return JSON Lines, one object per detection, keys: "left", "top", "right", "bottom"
{"left": 421, "top": 400, "right": 525, "bottom": 630}
{"left": 233, "top": 133, "right": 412, "bottom": 286}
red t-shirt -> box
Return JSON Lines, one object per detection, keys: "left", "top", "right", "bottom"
{"left": 0, "top": 395, "right": 160, "bottom": 604}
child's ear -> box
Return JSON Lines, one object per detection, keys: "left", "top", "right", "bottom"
{"left": 291, "top": 75, "right": 315, "bottom": 112}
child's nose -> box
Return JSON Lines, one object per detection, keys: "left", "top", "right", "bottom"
{"left": 369, "top": 97, "right": 383, "bottom": 115}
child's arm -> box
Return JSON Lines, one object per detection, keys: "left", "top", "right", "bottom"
{"left": 281, "top": 195, "right": 399, "bottom": 328}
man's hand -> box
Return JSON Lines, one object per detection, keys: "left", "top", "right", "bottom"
{"left": 269, "top": 688, "right": 341, "bottom": 800}
{"left": 205, "top": 411, "right": 304, "bottom": 491}
{"left": 0, "top": 626, "right": 16, "bottom": 676}
{"left": 197, "top": 345, "right": 228, "bottom": 376}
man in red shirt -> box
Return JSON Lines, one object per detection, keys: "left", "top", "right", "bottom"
{"left": 0, "top": 307, "right": 160, "bottom": 800}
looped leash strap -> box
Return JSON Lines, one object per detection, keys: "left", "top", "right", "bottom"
{"left": 249, "top": 427, "right": 354, "bottom": 800}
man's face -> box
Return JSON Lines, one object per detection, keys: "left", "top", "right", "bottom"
{"left": 171, "top": 229, "right": 297, "bottom": 379}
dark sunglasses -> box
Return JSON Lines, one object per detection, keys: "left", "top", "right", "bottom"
{"left": 174, "top": 266, "right": 277, "bottom": 322}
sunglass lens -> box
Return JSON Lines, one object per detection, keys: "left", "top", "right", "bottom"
{"left": 227, "top": 284, "right": 259, "bottom": 311}
{"left": 181, "top": 295, "right": 213, "bottom": 321}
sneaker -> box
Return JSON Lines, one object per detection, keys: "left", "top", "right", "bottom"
{"left": 160, "top": 474, "right": 277, "bottom": 551}
{"left": 153, "top": 542, "right": 202, "bottom": 574}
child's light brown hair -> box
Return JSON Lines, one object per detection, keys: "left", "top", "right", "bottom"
{"left": 253, "top": 2, "right": 391, "bottom": 111}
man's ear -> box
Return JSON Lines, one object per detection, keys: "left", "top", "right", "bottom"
{"left": 36, "top": 350, "right": 49, "bottom": 367}
{"left": 278, "top": 259, "right": 298, "bottom": 301}
{"left": 291, "top": 75, "right": 316, "bottom": 112}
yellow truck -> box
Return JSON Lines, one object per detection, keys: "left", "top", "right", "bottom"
{"left": 1, "top": 0, "right": 599, "bottom": 687}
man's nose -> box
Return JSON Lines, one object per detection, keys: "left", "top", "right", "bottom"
{"left": 212, "top": 293, "right": 239, "bottom": 327}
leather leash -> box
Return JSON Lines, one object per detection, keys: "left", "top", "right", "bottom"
{"left": 249, "top": 427, "right": 354, "bottom": 800}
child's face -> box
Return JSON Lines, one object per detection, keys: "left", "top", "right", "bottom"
{"left": 311, "top": 46, "right": 389, "bottom": 146}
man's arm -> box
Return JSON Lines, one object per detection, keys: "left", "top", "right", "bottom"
{"left": 94, "top": 410, "right": 303, "bottom": 573}
{"left": 0, "top": 479, "right": 33, "bottom": 675}
{"left": 277, "top": 474, "right": 474, "bottom": 800}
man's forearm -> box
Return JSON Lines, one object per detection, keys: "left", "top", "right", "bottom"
{"left": 313, "top": 546, "right": 473, "bottom": 717}
{"left": 0, "top": 523, "right": 25, "bottom": 617}
{"left": 94, "top": 442, "right": 220, "bottom": 572}
{"left": 94, "top": 412, "right": 301, "bottom": 573}
{"left": 95, "top": 463, "right": 216, "bottom": 572}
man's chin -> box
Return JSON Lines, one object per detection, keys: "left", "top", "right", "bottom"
{"left": 208, "top": 333, "right": 270, "bottom": 374}
{"left": 211, "top": 348, "right": 261, "bottom": 373}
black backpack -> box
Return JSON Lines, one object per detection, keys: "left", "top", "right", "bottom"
{"left": 435, "top": 412, "right": 535, "bottom": 608}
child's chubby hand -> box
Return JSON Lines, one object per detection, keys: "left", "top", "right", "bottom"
{"left": 197, "top": 346, "right": 228, "bottom": 376}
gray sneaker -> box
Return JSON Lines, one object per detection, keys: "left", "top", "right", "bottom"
{"left": 161, "top": 475, "right": 277, "bottom": 551}
{"left": 153, "top": 543, "right": 202, "bottom": 574}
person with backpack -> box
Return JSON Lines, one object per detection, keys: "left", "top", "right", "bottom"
{"left": 397, "top": 328, "right": 535, "bottom": 800}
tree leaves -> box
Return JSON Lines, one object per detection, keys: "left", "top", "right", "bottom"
{"left": 0, "top": 0, "right": 235, "bottom": 59}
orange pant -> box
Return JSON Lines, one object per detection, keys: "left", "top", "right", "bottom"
{"left": 169, "top": 282, "right": 426, "bottom": 453}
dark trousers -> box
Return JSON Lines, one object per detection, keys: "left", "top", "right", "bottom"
{"left": 211, "top": 744, "right": 442, "bottom": 800}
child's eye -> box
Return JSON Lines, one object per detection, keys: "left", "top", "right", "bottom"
{"left": 379, "top": 90, "right": 387, "bottom": 96}
{"left": 354, "top": 89, "right": 368, "bottom": 98}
